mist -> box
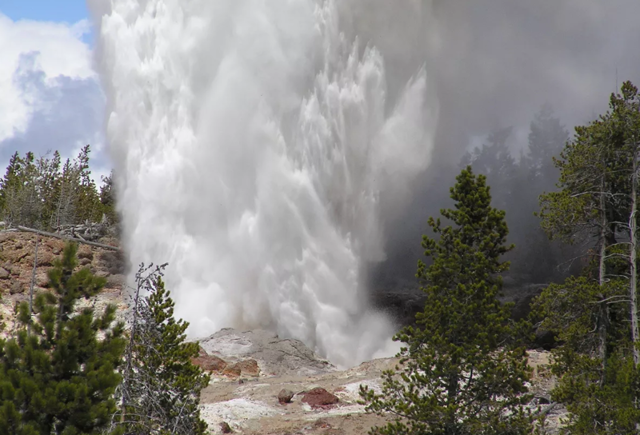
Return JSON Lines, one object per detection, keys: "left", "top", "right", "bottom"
{"left": 377, "top": 0, "right": 640, "bottom": 288}
{"left": 89, "top": 0, "right": 640, "bottom": 367}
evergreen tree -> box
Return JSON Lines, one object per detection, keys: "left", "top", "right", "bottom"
{"left": 113, "top": 264, "right": 210, "bottom": 435}
{"left": 524, "top": 104, "right": 569, "bottom": 183}
{"left": 53, "top": 145, "right": 103, "bottom": 229}
{"left": 36, "top": 151, "right": 62, "bottom": 230}
{"left": 533, "top": 277, "right": 640, "bottom": 434}
{"left": 99, "top": 170, "right": 119, "bottom": 227}
{"left": 460, "top": 127, "right": 516, "bottom": 212}
{"left": 361, "top": 167, "right": 534, "bottom": 435}
{"left": 511, "top": 105, "right": 571, "bottom": 283}
{"left": 0, "top": 152, "right": 42, "bottom": 228}
{"left": 534, "top": 81, "right": 640, "bottom": 433}
{"left": 0, "top": 146, "right": 105, "bottom": 231}
{"left": 0, "top": 152, "right": 25, "bottom": 214}
{"left": 0, "top": 242, "right": 126, "bottom": 434}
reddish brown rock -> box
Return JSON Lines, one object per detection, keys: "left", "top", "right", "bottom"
{"left": 220, "top": 422, "right": 233, "bottom": 433}
{"left": 191, "top": 349, "right": 228, "bottom": 373}
{"left": 77, "top": 245, "right": 93, "bottom": 260}
{"left": 228, "top": 359, "right": 260, "bottom": 377}
{"left": 301, "top": 388, "right": 339, "bottom": 408}
{"left": 36, "top": 250, "right": 55, "bottom": 267}
{"left": 222, "top": 366, "right": 242, "bottom": 378}
{"left": 5, "top": 248, "right": 29, "bottom": 263}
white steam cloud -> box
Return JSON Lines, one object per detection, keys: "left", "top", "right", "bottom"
{"left": 90, "top": 0, "right": 437, "bottom": 367}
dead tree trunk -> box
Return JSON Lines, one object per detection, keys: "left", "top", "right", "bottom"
{"left": 630, "top": 141, "right": 639, "bottom": 368}
{"left": 15, "top": 226, "right": 120, "bottom": 251}
{"left": 28, "top": 234, "right": 39, "bottom": 336}
{"left": 598, "top": 176, "right": 610, "bottom": 382}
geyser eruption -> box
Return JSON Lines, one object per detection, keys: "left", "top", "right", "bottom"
{"left": 91, "top": 0, "right": 437, "bottom": 367}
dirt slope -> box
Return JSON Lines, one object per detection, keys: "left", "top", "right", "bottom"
{"left": 0, "top": 230, "right": 126, "bottom": 335}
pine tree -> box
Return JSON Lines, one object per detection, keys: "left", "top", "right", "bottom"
{"left": 114, "top": 264, "right": 210, "bottom": 435}
{"left": 99, "top": 170, "right": 119, "bottom": 227}
{"left": 0, "top": 152, "right": 42, "bottom": 228}
{"left": 533, "top": 277, "right": 640, "bottom": 433}
{"left": 0, "top": 242, "right": 126, "bottom": 434}
{"left": 0, "top": 147, "right": 105, "bottom": 231}
{"left": 510, "top": 105, "right": 571, "bottom": 283}
{"left": 460, "top": 127, "right": 516, "bottom": 212}
{"left": 361, "top": 167, "right": 534, "bottom": 435}
{"left": 0, "top": 152, "right": 24, "bottom": 214}
{"left": 533, "top": 81, "right": 640, "bottom": 434}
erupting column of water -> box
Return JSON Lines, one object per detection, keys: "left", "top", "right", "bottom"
{"left": 92, "top": 0, "right": 437, "bottom": 367}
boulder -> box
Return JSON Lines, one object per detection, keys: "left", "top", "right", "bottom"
{"left": 301, "top": 388, "right": 339, "bottom": 408}
{"left": 228, "top": 359, "right": 260, "bottom": 377}
{"left": 10, "top": 281, "right": 24, "bottom": 295}
{"left": 191, "top": 348, "right": 228, "bottom": 372}
{"left": 36, "top": 250, "right": 55, "bottom": 267}
{"left": 98, "top": 250, "right": 125, "bottom": 275}
{"left": 77, "top": 245, "right": 94, "bottom": 260}
{"left": 36, "top": 271, "right": 50, "bottom": 287}
{"left": 198, "top": 329, "right": 335, "bottom": 377}
{"left": 278, "top": 389, "right": 294, "bottom": 404}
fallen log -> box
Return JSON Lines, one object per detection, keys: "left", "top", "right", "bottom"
{"left": 15, "top": 226, "right": 121, "bottom": 252}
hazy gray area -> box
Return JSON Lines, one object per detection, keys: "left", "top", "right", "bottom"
{"left": 369, "top": 0, "right": 640, "bottom": 285}
{"left": 340, "top": 0, "right": 640, "bottom": 161}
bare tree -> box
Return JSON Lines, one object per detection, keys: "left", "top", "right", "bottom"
{"left": 111, "top": 263, "right": 209, "bottom": 435}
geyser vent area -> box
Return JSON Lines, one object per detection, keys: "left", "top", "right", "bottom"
{"left": 92, "top": 0, "right": 437, "bottom": 367}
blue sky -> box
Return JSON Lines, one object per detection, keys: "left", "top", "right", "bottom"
{"left": 0, "top": 0, "right": 93, "bottom": 44}
{"left": 0, "top": 0, "right": 88, "bottom": 24}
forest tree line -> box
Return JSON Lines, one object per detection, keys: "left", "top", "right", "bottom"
{"left": 0, "top": 145, "right": 116, "bottom": 231}
{"left": 461, "top": 104, "right": 579, "bottom": 284}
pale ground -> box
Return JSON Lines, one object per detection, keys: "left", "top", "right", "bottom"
{"left": 197, "top": 329, "right": 566, "bottom": 435}
{"left": 199, "top": 355, "right": 396, "bottom": 435}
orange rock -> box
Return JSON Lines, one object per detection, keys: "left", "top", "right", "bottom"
{"left": 222, "top": 366, "right": 242, "bottom": 378}
{"left": 191, "top": 349, "right": 228, "bottom": 373}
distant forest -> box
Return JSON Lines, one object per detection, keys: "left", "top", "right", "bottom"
{"left": 378, "top": 104, "right": 586, "bottom": 289}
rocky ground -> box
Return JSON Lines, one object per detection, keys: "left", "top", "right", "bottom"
{"left": 194, "top": 329, "right": 566, "bottom": 435}
{"left": 0, "top": 230, "right": 127, "bottom": 335}
{"left": 0, "top": 230, "right": 566, "bottom": 434}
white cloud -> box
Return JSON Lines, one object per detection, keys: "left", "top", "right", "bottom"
{"left": 0, "top": 13, "right": 108, "bottom": 182}
{"left": 0, "top": 13, "right": 96, "bottom": 141}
